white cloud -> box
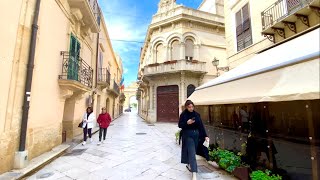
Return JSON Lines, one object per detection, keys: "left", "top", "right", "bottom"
{"left": 123, "top": 67, "right": 129, "bottom": 74}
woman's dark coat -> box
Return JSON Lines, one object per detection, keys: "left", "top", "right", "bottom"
{"left": 178, "top": 109, "right": 210, "bottom": 162}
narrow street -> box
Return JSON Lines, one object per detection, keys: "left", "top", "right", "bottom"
{"left": 26, "top": 113, "right": 235, "bottom": 180}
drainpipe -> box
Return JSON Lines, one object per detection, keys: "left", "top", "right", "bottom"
{"left": 19, "top": 0, "right": 41, "bottom": 152}
{"left": 92, "top": 4, "right": 101, "bottom": 108}
{"left": 15, "top": 0, "right": 41, "bottom": 169}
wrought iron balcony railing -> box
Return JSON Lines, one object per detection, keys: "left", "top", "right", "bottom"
{"left": 59, "top": 51, "right": 93, "bottom": 88}
{"left": 261, "top": 0, "right": 313, "bottom": 31}
{"left": 98, "top": 68, "right": 111, "bottom": 85}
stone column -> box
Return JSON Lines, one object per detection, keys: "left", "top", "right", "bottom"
{"left": 180, "top": 42, "right": 185, "bottom": 60}
{"left": 194, "top": 44, "right": 200, "bottom": 60}
{"left": 147, "top": 83, "right": 156, "bottom": 123}
{"left": 167, "top": 45, "right": 172, "bottom": 61}
{"left": 149, "top": 84, "right": 153, "bottom": 110}
{"left": 153, "top": 49, "right": 157, "bottom": 63}
{"left": 164, "top": 45, "right": 169, "bottom": 61}
{"left": 180, "top": 72, "right": 186, "bottom": 114}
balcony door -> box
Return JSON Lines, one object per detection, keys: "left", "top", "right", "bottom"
{"left": 68, "top": 35, "right": 81, "bottom": 81}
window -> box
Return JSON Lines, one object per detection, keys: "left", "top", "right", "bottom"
{"left": 236, "top": 3, "right": 252, "bottom": 51}
{"left": 155, "top": 43, "right": 165, "bottom": 63}
{"left": 171, "top": 40, "right": 180, "bottom": 60}
{"left": 187, "top": 84, "right": 196, "bottom": 98}
{"left": 185, "top": 39, "right": 194, "bottom": 59}
{"left": 68, "top": 35, "right": 81, "bottom": 81}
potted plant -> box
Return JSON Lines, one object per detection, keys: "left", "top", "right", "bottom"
{"left": 209, "top": 148, "right": 241, "bottom": 173}
{"left": 148, "top": 63, "right": 159, "bottom": 67}
{"left": 209, "top": 148, "right": 251, "bottom": 180}
{"left": 175, "top": 129, "right": 181, "bottom": 144}
{"left": 250, "top": 170, "right": 282, "bottom": 180}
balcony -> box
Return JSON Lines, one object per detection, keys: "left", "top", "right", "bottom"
{"left": 97, "top": 68, "right": 111, "bottom": 89}
{"left": 143, "top": 59, "right": 207, "bottom": 77}
{"left": 261, "top": 0, "right": 320, "bottom": 43}
{"left": 67, "top": 0, "right": 100, "bottom": 33}
{"left": 107, "top": 80, "right": 120, "bottom": 96}
{"left": 119, "top": 93, "right": 126, "bottom": 102}
{"left": 58, "top": 51, "right": 93, "bottom": 96}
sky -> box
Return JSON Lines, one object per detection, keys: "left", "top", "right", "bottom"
{"left": 98, "top": 0, "right": 203, "bottom": 87}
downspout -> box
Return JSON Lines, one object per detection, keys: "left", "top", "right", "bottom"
{"left": 19, "top": 0, "right": 41, "bottom": 152}
{"left": 92, "top": 4, "right": 101, "bottom": 107}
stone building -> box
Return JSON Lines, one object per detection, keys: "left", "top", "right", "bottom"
{"left": 0, "top": 0, "right": 123, "bottom": 173}
{"left": 137, "top": 0, "right": 227, "bottom": 123}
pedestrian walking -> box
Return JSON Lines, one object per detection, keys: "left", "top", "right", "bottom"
{"left": 82, "top": 107, "right": 95, "bottom": 145}
{"left": 97, "top": 107, "right": 112, "bottom": 145}
{"left": 179, "top": 100, "right": 209, "bottom": 180}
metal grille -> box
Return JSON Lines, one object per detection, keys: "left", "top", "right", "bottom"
{"left": 261, "top": 0, "right": 312, "bottom": 30}
{"left": 59, "top": 51, "right": 93, "bottom": 88}
{"left": 98, "top": 68, "right": 111, "bottom": 84}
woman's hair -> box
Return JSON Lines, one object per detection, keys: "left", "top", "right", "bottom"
{"left": 87, "top": 107, "right": 93, "bottom": 112}
{"left": 185, "top": 100, "right": 194, "bottom": 108}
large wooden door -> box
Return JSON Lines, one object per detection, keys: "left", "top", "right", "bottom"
{"left": 157, "top": 85, "right": 179, "bottom": 122}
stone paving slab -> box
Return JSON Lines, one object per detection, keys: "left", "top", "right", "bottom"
{"left": 25, "top": 113, "right": 237, "bottom": 180}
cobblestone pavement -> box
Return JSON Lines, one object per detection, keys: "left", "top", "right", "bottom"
{"left": 26, "top": 113, "right": 236, "bottom": 180}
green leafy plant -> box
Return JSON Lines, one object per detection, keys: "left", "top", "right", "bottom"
{"left": 175, "top": 130, "right": 181, "bottom": 142}
{"left": 209, "top": 148, "right": 241, "bottom": 172}
{"left": 250, "top": 170, "right": 282, "bottom": 180}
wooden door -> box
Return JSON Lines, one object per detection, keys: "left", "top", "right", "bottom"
{"left": 157, "top": 85, "right": 179, "bottom": 122}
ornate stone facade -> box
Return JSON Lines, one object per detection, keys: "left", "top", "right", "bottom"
{"left": 137, "top": 0, "right": 227, "bottom": 123}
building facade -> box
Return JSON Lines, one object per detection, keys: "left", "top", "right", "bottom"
{"left": 137, "top": 0, "right": 227, "bottom": 123}
{"left": 0, "top": 0, "right": 123, "bottom": 173}
{"left": 188, "top": 0, "right": 320, "bottom": 179}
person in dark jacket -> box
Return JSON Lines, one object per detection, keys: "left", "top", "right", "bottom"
{"left": 179, "top": 100, "right": 209, "bottom": 180}
{"left": 97, "top": 107, "right": 112, "bottom": 145}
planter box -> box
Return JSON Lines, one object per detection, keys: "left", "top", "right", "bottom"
{"left": 148, "top": 63, "right": 159, "bottom": 67}
{"left": 164, "top": 60, "right": 178, "bottom": 64}
{"left": 232, "top": 167, "right": 250, "bottom": 180}
{"left": 191, "top": 60, "right": 199, "bottom": 63}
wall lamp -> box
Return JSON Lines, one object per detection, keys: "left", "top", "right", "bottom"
{"left": 212, "top": 57, "right": 229, "bottom": 76}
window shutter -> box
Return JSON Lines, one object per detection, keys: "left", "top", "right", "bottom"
{"left": 242, "top": 4, "right": 250, "bottom": 31}
{"left": 236, "top": 11, "right": 242, "bottom": 36}
{"left": 237, "top": 33, "right": 244, "bottom": 51}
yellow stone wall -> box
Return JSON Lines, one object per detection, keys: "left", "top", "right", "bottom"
{"left": 0, "top": 0, "right": 123, "bottom": 173}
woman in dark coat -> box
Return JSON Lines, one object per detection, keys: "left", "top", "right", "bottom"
{"left": 179, "top": 100, "right": 209, "bottom": 180}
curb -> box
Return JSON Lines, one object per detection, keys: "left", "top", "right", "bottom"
{"left": 0, "top": 144, "right": 70, "bottom": 180}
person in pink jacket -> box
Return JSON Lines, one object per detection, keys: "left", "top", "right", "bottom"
{"left": 97, "top": 107, "right": 112, "bottom": 145}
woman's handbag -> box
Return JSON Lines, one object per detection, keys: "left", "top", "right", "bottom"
{"left": 78, "top": 122, "right": 83, "bottom": 128}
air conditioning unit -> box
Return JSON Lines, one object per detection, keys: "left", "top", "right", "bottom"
{"left": 186, "top": 56, "right": 193, "bottom": 61}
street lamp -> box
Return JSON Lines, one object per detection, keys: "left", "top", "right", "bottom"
{"left": 212, "top": 57, "right": 229, "bottom": 76}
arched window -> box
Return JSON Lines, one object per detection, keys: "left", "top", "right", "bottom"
{"left": 156, "top": 43, "right": 165, "bottom": 63}
{"left": 171, "top": 40, "right": 180, "bottom": 60}
{"left": 187, "top": 84, "right": 196, "bottom": 98}
{"left": 185, "top": 39, "right": 194, "bottom": 59}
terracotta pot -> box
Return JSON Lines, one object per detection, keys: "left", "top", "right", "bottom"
{"left": 232, "top": 167, "right": 250, "bottom": 180}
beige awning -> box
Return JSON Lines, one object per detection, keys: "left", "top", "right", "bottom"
{"left": 189, "top": 28, "right": 320, "bottom": 105}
